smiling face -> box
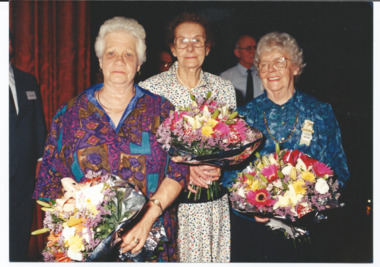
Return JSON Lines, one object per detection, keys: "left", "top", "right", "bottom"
{"left": 170, "top": 22, "right": 210, "bottom": 71}
{"left": 258, "top": 48, "right": 299, "bottom": 97}
{"left": 99, "top": 31, "right": 140, "bottom": 87}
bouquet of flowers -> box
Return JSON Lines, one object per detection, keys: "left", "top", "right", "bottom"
{"left": 32, "top": 172, "right": 166, "bottom": 262}
{"left": 228, "top": 144, "right": 342, "bottom": 239}
{"left": 156, "top": 92, "right": 262, "bottom": 201}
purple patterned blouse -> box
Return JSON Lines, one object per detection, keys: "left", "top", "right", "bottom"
{"left": 33, "top": 83, "right": 189, "bottom": 261}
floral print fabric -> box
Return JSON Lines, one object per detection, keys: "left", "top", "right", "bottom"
{"left": 33, "top": 83, "right": 189, "bottom": 261}
{"left": 177, "top": 195, "right": 230, "bottom": 262}
{"left": 139, "top": 63, "right": 236, "bottom": 262}
{"left": 139, "top": 61, "right": 237, "bottom": 110}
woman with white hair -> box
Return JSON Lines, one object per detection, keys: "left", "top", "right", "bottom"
{"left": 223, "top": 32, "right": 349, "bottom": 262}
{"left": 33, "top": 16, "right": 189, "bottom": 261}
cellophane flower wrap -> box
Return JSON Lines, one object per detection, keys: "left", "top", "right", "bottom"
{"left": 228, "top": 144, "right": 342, "bottom": 239}
{"left": 32, "top": 172, "right": 167, "bottom": 262}
{"left": 156, "top": 92, "right": 262, "bottom": 201}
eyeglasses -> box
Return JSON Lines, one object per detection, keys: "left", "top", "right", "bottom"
{"left": 257, "top": 57, "right": 293, "bottom": 73}
{"left": 236, "top": 45, "right": 256, "bottom": 52}
{"left": 174, "top": 36, "right": 206, "bottom": 49}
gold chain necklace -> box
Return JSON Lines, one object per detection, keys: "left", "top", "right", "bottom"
{"left": 263, "top": 111, "right": 299, "bottom": 143}
{"left": 176, "top": 68, "right": 201, "bottom": 92}
{"left": 96, "top": 90, "right": 130, "bottom": 114}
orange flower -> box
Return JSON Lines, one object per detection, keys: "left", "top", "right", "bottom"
{"left": 74, "top": 222, "right": 86, "bottom": 234}
{"left": 47, "top": 233, "right": 60, "bottom": 247}
{"left": 54, "top": 251, "right": 71, "bottom": 262}
{"left": 57, "top": 256, "right": 71, "bottom": 262}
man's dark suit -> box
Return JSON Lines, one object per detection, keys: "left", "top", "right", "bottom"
{"left": 9, "top": 66, "right": 47, "bottom": 261}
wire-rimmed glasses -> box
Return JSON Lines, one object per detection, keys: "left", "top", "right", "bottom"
{"left": 257, "top": 57, "right": 293, "bottom": 73}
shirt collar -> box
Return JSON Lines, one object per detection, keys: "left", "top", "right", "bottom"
{"left": 82, "top": 83, "right": 145, "bottom": 102}
{"left": 261, "top": 89, "right": 300, "bottom": 111}
{"left": 82, "top": 83, "right": 146, "bottom": 132}
{"left": 237, "top": 62, "right": 255, "bottom": 75}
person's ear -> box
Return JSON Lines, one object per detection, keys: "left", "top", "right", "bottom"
{"left": 234, "top": 48, "right": 240, "bottom": 59}
{"left": 99, "top": 58, "right": 103, "bottom": 70}
{"left": 170, "top": 45, "right": 177, "bottom": 58}
{"left": 293, "top": 66, "right": 300, "bottom": 76}
{"left": 205, "top": 45, "right": 211, "bottom": 56}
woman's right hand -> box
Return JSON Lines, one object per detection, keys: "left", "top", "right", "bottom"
{"left": 188, "top": 165, "right": 221, "bottom": 193}
{"left": 254, "top": 216, "right": 269, "bottom": 223}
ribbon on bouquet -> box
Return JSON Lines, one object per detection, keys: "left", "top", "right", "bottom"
{"left": 265, "top": 218, "right": 309, "bottom": 239}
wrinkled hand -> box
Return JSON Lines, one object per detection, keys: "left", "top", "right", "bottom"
{"left": 119, "top": 218, "right": 152, "bottom": 255}
{"left": 188, "top": 165, "right": 221, "bottom": 193}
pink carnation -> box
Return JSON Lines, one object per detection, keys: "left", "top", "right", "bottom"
{"left": 313, "top": 161, "right": 334, "bottom": 177}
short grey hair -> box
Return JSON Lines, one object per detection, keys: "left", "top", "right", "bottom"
{"left": 254, "top": 32, "right": 306, "bottom": 76}
{"left": 94, "top": 16, "right": 146, "bottom": 65}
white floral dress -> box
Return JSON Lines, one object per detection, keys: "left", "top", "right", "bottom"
{"left": 139, "top": 62, "right": 236, "bottom": 262}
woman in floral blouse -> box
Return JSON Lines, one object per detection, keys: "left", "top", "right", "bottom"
{"left": 139, "top": 13, "right": 236, "bottom": 262}
{"left": 33, "top": 16, "right": 188, "bottom": 262}
{"left": 223, "top": 32, "right": 349, "bottom": 262}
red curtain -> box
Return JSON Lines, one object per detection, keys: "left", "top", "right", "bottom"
{"left": 9, "top": 0, "right": 91, "bottom": 261}
{"left": 9, "top": 0, "right": 91, "bottom": 129}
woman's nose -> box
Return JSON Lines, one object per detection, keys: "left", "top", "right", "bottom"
{"left": 186, "top": 42, "right": 195, "bottom": 52}
{"left": 268, "top": 62, "right": 277, "bottom": 72}
{"left": 115, "top": 54, "right": 126, "bottom": 64}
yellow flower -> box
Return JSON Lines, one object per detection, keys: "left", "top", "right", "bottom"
{"left": 301, "top": 171, "right": 316, "bottom": 183}
{"left": 66, "top": 234, "right": 84, "bottom": 253}
{"left": 205, "top": 119, "right": 218, "bottom": 128}
{"left": 64, "top": 216, "right": 82, "bottom": 227}
{"left": 256, "top": 162, "right": 264, "bottom": 171}
{"left": 86, "top": 200, "right": 99, "bottom": 216}
{"left": 292, "top": 179, "right": 306, "bottom": 195}
{"left": 201, "top": 125, "right": 214, "bottom": 137}
{"left": 246, "top": 179, "right": 261, "bottom": 191}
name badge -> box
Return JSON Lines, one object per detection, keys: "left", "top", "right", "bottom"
{"left": 299, "top": 119, "right": 314, "bottom": 146}
{"left": 26, "top": 91, "right": 37, "bottom": 100}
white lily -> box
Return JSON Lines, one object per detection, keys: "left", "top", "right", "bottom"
{"left": 220, "top": 105, "right": 230, "bottom": 116}
{"left": 272, "top": 179, "right": 283, "bottom": 189}
{"left": 268, "top": 154, "right": 278, "bottom": 165}
{"left": 183, "top": 115, "right": 202, "bottom": 129}
{"left": 295, "top": 158, "right": 307, "bottom": 171}
{"left": 273, "top": 184, "right": 303, "bottom": 210}
{"left": 281, "top": 164, "right": 293, "bottom": 175}
{"left": 75, "top": 182, "right": 105, "bottom": 212}
{"left": 202, "top": 106, "right": 211, "bottom": 120}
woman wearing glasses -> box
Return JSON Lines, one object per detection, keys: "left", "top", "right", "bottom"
{"left": 139, "top": 13, "right": 236, "bottom": 262}
{"left": 223, "top": 32, "right": 349, "bottom": 262}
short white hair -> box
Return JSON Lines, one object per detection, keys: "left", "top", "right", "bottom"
{"left": 94, "top": 16, "right": 146, "bottom": 65}
{"left": 254, "top": 32, "right": 306, "bottom": 76}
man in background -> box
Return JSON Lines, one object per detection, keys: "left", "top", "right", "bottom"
{"left": 220, "top": 34, "right": 263, "bottom": 106}
{"left": 9, "top": 31, "right": 47, "bottom": 261}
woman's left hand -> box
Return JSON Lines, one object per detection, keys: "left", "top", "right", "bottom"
{"left": 188, "top": 165, "right": 221, "bottom": 193}
{"left": 119, "top": 217, "right": 152, "bottom": 255}
{"left": 119, "top": 177, "right": 182, "bottom": 255}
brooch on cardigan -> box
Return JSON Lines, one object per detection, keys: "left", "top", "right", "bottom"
{"left": 300, "top": 119, "right": 314, "bottom": 146}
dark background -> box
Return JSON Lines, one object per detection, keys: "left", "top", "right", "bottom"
{"left": 88, "top": 1, "right": 372, "bottom": 262}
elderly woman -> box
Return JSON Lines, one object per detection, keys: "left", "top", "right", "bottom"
{"left": 223, "top": 32, "right": 349, "bottom": 262}
{"left": 139, "top": 13, "right": 236, "bottom": 262}
{"left": 33, "top": 16, "right": 188, "bottom": 262}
